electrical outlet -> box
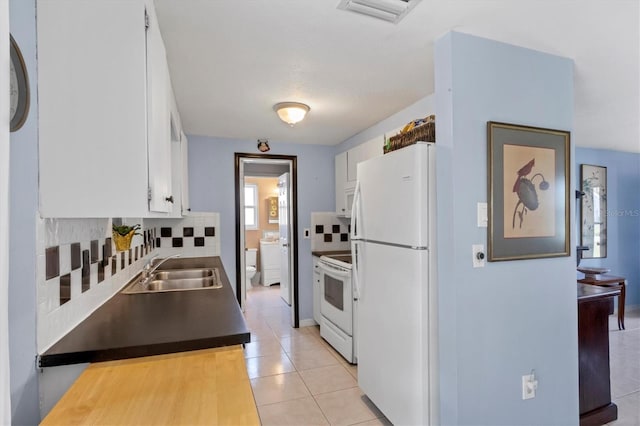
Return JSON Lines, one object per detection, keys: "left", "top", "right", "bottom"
{"left": 522, "top": 374, "right": 538, "bottom": 400}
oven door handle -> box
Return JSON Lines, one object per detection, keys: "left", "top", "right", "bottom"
{"left": 319, "top": 264, "right": 351, "bottom": 278}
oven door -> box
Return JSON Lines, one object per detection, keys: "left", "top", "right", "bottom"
{"left": 319, "top": 260, "right": 353, "bottom": 335}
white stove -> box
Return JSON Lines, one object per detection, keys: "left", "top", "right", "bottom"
{"left": 319, "top": 253, "right": 352, "bottom": 269}
{"left": 318, "top": 252, "right": 356, "bottom": 364}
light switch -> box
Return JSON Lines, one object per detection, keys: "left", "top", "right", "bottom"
{"left": 303, "top": 228, "right": 310, "bottom": 239}
{"left": 477, "top": 202, "right": 488, "bottom": 227}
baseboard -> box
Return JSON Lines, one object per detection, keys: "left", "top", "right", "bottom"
{"left": 299, "top": 318, "right": 319, "bottom": 327}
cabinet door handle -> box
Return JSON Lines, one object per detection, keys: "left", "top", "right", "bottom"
{"left": 165, "top": 195, "right": 174, "bottom": 203}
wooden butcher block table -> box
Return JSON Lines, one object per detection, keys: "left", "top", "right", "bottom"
{"left": 40, "top": 346, "right": 259, "bottom": 426}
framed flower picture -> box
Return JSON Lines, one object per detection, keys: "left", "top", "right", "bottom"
{"left": 487, "top": 121, "right": 571, "bottom": 261}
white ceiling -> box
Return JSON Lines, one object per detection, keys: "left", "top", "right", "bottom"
{"left": 155, "top": 0, "right": 639, "bottom": 153}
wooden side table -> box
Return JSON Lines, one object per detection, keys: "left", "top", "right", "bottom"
{"left": 577, "top": 275, "right": 626, "bottom": 330}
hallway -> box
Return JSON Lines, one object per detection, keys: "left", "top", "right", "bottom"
{"left": 243, "top": 285, "right": 389, "bottom": 425}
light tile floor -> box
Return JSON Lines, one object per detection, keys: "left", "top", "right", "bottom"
{"left": 243, "top": 285, "right": 390, "bottom": 426}
{"left": 608, "top": 308, "right": 640, "bottom": 426}
{"left": 245, "top": 287, "right": 640, "bottom": 425}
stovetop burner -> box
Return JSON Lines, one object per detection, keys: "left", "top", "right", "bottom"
{"left": 320, "top": 253, "right": 352, "bottom": 268}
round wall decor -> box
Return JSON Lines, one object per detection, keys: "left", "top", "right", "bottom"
{"left": 10, "top": 34, "right": 30, "bottom": 132}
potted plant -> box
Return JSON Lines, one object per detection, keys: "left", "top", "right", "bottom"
{"left": 112, "top": 223, "right": 141, "bottom": 252}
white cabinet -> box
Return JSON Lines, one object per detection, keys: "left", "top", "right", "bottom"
{"left": 180, "top": 131, "right": 190, "bottom": 213}
{"left": 260, "top": 240, "right": 281, "bottom": 286}
{"left": 169, "top": 132, "right": 189, "bottom": 218}
{"left": 335, "top": 152, "right": 348, "bottom": 216}
{"left": 37, "top": 0, "right": 176, "bottom": 218}
{"left": 335, "top": 136, "right": 383, "bottom": 217}
{"left": 346, "top": 137, "right": 383, "bottom": 182}
{"left": 168, "top": 87, "right": 190, "bottom": 217}
{"left": 146, "top": 6, "right": 173, "bottom": 213}
{"left": 313, "top": 256, "right": 321, "bottom": 324}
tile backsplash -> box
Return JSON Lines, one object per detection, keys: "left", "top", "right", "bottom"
{"left": 310, "top": 212, "right": 350, "bottom": 252}
{"left": 37, "top": 217, "right": 148, "bottom": 352}
{"left": 144, "top": 212, "right": 221, "bottom": 258}
{"left": 36, "top": 212, "right": 221, "bottom": 353}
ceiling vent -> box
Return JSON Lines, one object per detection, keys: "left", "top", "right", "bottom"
{"left": 337, "top": 0, "right": 421, "bottom": 24}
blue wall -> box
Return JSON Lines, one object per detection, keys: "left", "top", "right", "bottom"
{"left": 575, "top": 148, "right": 640, "bottom": 307}
{"left": 434, "top": 32, "right": 578, "bottom": 425}
{"left": 187, "top": 136, "right": 335, "bottom": 321}
{"left": 8, "top": 0, "right": 40, "bottom": 424}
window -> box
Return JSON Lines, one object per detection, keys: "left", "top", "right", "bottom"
{"left": 244, "top": 184, "right": 258, "bottom": 230}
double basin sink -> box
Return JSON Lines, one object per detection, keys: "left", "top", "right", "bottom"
{"left": 123, "top": 258, "right": 223, "bottom": 295}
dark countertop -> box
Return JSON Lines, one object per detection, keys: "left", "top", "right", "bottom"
{"left": 577, "top": 283, "right": 621, "bottom": 303}
{"left": 312, "top": 250, "right": 351, "bottom": 257}
{"left": 39, "top": 256, "right": 250, "bottom": 367}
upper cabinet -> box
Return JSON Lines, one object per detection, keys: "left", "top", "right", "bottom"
{"left": 335, "top": 152, "right": 348, "bottom": 215}
{"left": 169, "top": 130, "right": 190, "bottom": 218}
{"left": 346, "top": 138, "right": 382, "bottom": 182}
{"left": 335, "top": 136, "right": 384, "bottom": 217}
{"left": 37, "top": 0, "right": 177, "bottom": 217}
{"left": 146, "top": 6, "right": 173, "bottom": 214}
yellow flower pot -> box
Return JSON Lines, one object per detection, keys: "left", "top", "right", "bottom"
{"left": 113, "top": 230, "right": 135, "bottom": 252}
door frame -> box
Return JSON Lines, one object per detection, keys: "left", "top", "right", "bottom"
{"left": 234, "top": 153, "right": 299, "bottom": 327}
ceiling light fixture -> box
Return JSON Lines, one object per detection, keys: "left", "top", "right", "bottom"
{"left": 273, "top": 102, "right": 310, "bottom": 126}
{"left": 337, "top": 0, "right": 421, "bottom": 24}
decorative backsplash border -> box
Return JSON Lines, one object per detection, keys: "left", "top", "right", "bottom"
{"left": 44, "top": 229, "right": 159, "bottom": 307}
{"left": 310, "top": 212, "right": 351, "bottom": 252}
{"left": 144, "top": 212, "right": 221, "bottom": 258}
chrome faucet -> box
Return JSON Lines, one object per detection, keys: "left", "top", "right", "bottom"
{"left": 140, "top": 254, "right": 181, "bottom": 286}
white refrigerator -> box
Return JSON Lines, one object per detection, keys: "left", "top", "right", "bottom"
{"left": 351, "top": 142, "right": 438, "bottom": 426}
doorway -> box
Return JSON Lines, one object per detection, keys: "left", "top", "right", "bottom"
{"left": 234, "top": 153, "right": 299, "bottom": 328}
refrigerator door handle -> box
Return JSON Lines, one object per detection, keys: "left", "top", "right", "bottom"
{"left": 350, "top": 181, "right": 361, "bottom": 240}
{"left": 352, "top": 240, "right": 361, "bottom": 300}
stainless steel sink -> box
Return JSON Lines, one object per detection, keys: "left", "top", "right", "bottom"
{"left": 122, "top": 268, "right": 223, "bottom": 294}
{"left": 146, "top": 277, "right": 219, "bottom": 291}
{"left": 152, "top": 268, "right": 215, "bottom": 280}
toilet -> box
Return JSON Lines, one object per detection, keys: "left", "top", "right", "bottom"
{"left": 245, "top": 248, "right": 257, "bottom": 287}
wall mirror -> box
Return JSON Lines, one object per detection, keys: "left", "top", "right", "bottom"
{"left": 580, "top": 164, "right": 607, "bottom": 258}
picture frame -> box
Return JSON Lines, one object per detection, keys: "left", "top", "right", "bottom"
{"left": 267, "top": 196, "right": 279, "bottom": 224}
{"left": 580, "top": 164, "right": 607, "bottom": 259}
{"left": 487, "top": 121, "right": 571, "bottom": 261}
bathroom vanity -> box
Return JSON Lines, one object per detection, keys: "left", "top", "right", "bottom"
{"left": 259, "top": 239, "right": 280, "bottom": 286}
